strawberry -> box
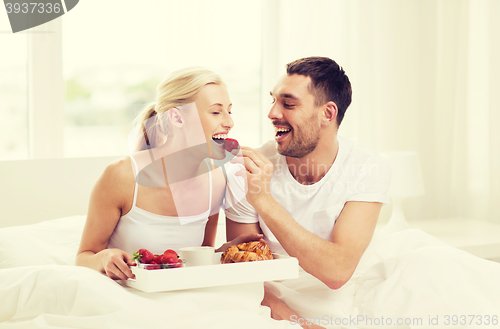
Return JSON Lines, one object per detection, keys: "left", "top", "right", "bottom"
{"left": 153, "top": 254, "right": 163, "bottom": 264}
{"left": 171, "top": 259, "right": 184, "bottom": 268}
{"left": 163, "top": 249, "right": 178, "bottom": 257}
{"left": 163, "top": 254, "right": 178, "bottom": 264}
{"left": 133, "top": 248, "right": 153, "bottom": 264}
{"left": 224, "top": 138, "right": 239, "bottom": 152}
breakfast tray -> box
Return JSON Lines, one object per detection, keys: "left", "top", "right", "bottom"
{"left": 121, "top": 253, "right": 299, "bottom": 292}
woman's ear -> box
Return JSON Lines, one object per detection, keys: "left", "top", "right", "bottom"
{"left": 321, "top": 101, "right": 338, "bottom": 127}
{"left": 168, "top": 107, "right": 184, "bottom": 127}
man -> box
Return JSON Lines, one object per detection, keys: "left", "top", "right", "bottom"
{"left": 225, "top": 57, "right": 391, "bottom": 325}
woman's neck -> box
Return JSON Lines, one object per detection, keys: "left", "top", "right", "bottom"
{"left": 152, "top": 137, "right": 209, "bottom": 185}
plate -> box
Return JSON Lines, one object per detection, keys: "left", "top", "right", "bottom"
{"left": 137, "top": 259, "right": 185, "bottom": 270}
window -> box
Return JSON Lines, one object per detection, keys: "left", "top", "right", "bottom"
{"left": 62, "top": 0, "right": 263, "bottom": 157}
{"left": 0, "top": 17, "right": 28, "bottom": 160}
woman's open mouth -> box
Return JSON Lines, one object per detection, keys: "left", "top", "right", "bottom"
{"left": 212, "top": 134, "right": 227, "bottom": 148}
{"left": 275, "top": 127, "right": 291, "bottom": 142}
{"left": 212, "top": 134, "right": 240, "bottom": 153}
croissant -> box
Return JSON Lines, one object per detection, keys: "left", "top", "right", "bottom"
{"left": 220, "top": 240, "right": 273, "bottom": 263}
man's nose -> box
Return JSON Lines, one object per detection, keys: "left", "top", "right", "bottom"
{"left": 268, "top": 103, "right": 282, "bottom": 121}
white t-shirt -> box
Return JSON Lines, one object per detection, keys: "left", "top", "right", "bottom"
{"left": 224, "top": 136, "right": 391, "bottom": 254}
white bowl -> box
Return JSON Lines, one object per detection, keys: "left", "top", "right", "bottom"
{"left": 178, "top": 246, "right": 215, "bottom": 267}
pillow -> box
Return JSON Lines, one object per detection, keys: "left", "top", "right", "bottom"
{"left": 0, "top": 215, "right": 86, "bottom": 269}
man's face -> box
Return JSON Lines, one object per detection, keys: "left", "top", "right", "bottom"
{"left": 269, "top": 74, "right": 321, "bottom": 158}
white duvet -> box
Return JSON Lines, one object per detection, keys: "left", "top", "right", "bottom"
{"left": 267, "top": 229, "right": 500, "bottom": 328}
{"left": 0, "top": 265, "right": 293, "bottom": 329}
{"left": 1, "top": 217, "right": 500, "bottom": 329}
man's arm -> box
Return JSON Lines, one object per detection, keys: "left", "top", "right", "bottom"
{"left": 231, "top": 147, "right": 383, "bottom": 289}
{"left": 255, "top": 197, "right": 380, "bottom": 289}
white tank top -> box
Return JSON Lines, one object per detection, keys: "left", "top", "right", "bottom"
{"left": 108, "top": 160, "right": 212, "bottom": 255}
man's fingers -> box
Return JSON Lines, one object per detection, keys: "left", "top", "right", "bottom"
{"left": 239, "top": 148, "right": 274, "bottom": 174}
{"left": 231, "top": 156, "right": 260, "bottom": 174}
{"left": 240, "top": 147, "right": 271, "bottom": 164}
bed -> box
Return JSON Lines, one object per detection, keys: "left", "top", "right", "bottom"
{"left": 1, "top": 157, "right": 500, "bottom": 329}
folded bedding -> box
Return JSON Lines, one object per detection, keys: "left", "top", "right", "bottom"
{"left": 0, "top": 215, "right": 86, "bottom": 269}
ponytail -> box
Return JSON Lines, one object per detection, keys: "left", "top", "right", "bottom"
{"left": 131, "top": 102, "right": 160, "bottom": 152}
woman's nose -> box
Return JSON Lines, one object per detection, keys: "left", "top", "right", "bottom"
{"left": 222, "top": 112, "right": 234, "bottom": 129}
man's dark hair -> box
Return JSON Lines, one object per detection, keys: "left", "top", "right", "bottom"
{"left": 286, "top": 56, "right": 352, "bottom": 126}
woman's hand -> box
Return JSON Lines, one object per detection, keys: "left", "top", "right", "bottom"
{"left": 100, "top": 248, "right": 136, "bottom": 280}
{"left": 216, "top": 232, "right": 263, "bottom": 253}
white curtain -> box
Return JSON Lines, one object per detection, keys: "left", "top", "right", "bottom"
{"left": 262, "top": 0, "right": 500, "bottom": 223}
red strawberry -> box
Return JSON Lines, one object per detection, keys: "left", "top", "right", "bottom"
{"left": 163, "top": 254, "right": 178, "bottom": 264}
{"left": 153, "top": 254, "right": 163, "bottom": 264}
{"left": 171, "top": 259, "right": 184, "bottom": 268}
{"left": 224, "top": 138, "right": 239, "bottom": 152}
{"left": 133, "top": 249, "right": 154, "bottom": 264}
{"left": 163, "top": 249, "right": 178, "bottom": 257}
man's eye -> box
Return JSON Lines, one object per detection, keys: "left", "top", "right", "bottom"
{"left": 212, "top": 112, "right": 221, "bottom": 115}
{"left": 284, "top": 103, "right": 294, "bottom": 108}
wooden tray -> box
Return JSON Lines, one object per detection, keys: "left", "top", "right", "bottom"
{"left": 121, "top": 252, "right": 298, "bottom": 292}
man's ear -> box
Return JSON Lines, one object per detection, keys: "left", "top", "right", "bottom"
{"left": 168, "top": 108, "right": 183, "bottom": 127}
{"left": 321, "top": 101, "right": 338, "bottom": 127}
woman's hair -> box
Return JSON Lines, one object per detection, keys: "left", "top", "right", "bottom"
{"left": 131, "top": 67, "right": 224, "bottom": 151}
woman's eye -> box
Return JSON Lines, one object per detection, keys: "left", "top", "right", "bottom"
{"left": 212, "top": 112, "right": 221, "bottom": 115}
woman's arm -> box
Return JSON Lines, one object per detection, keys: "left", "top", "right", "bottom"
{"left": 75, "top": 158, "right": 136, "bottom": 280}
{"left": 202, "top": 213, "right": 219, "bottom": 247}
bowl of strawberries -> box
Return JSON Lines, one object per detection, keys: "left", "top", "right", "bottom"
{"left": 133, "top": 248, "right": 185, "bottom": 270}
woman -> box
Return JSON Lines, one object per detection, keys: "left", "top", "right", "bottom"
{"left": 76, "top": 67, "right": 261, "bottom": 280}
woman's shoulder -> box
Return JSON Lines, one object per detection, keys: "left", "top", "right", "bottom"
{"left": 88, "top": 157, "right": 135, "bottom": 213}
{"left": 98, "top": 157, "right": 135, "bottom": 190}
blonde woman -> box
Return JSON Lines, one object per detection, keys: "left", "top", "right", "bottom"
{"left": 76, "top": 68, "right": 261, "bottom": 280}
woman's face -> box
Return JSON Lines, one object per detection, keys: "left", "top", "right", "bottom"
{"left": 194, "top": 83, "right": 234, "bottom": 159}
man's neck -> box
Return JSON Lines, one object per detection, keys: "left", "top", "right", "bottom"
{"left": 286, "top": 136, "right": 339, "bottom": 185}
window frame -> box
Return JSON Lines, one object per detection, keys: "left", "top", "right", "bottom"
{"left": 28, "top": 19, "right": 64, "bottom": 158}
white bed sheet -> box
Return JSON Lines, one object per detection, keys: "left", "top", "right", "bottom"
{"left": 0, "top": 216, "right": 294, "bottom": 329}
{"left": 2, "top": 217, "right": 500, "bottom": 329}
{"left": 266, "top": 229, "right": 500, "bottom": 328}
{"left": 0, "top": 265, "right": 293, "bottom": 329}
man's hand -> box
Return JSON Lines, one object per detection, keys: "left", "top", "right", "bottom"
{"left": 230, "top": 146, "right": 274, "bottom": 207}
